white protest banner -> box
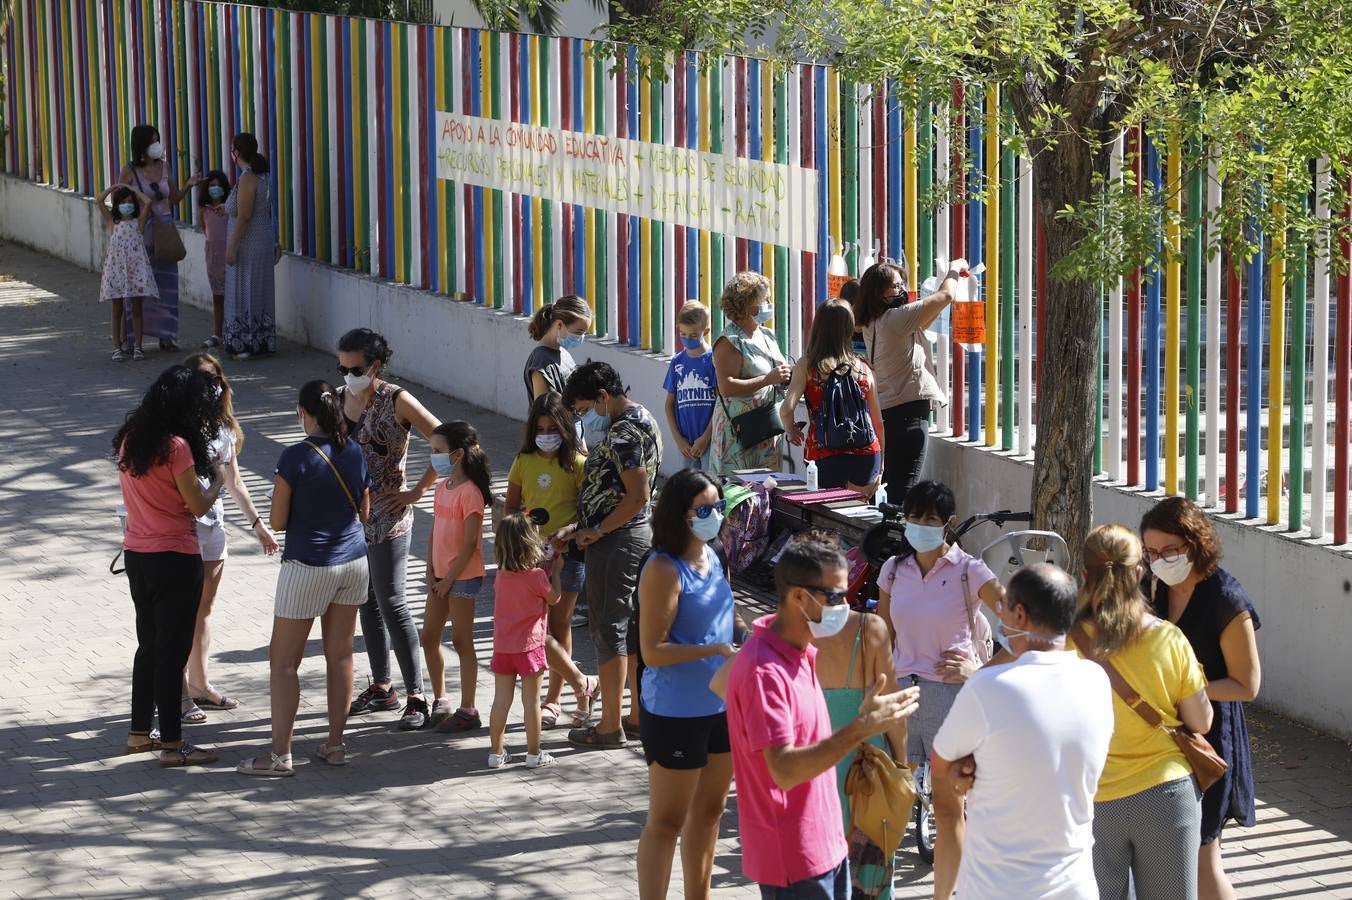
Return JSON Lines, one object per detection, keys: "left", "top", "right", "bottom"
{"left": 435, "top": 112, "right": 819, "bottom": 253}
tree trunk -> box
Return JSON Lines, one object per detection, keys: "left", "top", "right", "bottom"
{"left": 1030, "top": 146, "right": 1102, "bottom": 568}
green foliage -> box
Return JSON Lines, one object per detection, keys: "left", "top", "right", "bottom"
{"left": 602, "top": 0, "right": 1352, "bottom": 282}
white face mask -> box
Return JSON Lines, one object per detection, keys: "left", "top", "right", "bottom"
{"left": 807, "top": 597, "right": 850, "bottom": 639}
{"left": 1150, "top": 554, "right": 1193, "bottom": 586}
{"left": 147, "top": 141, "right": 165, "bottom": 161}
{"left": 343, "top": 372, "right": 373, "bottom": 393}
{"left": 535, "top": 433, "right": 563, "bottom": 453}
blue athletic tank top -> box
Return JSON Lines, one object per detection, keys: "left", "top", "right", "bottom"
{"left": 640, "top": 546, "right": 735, "bottom": 718}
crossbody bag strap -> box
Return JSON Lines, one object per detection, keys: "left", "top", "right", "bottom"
{"left": 305, "top": 440, "right": 360, "bottom": 515}
{"left": 1068, "top": 625, "right": 1165, "bottom": 729}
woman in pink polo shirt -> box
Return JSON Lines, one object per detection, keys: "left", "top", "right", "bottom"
{"left": 115, "top": 365, "right": 227, "bottom": 767}
{"left": 876, "top": 480, "right": 1003, "bottom": 766}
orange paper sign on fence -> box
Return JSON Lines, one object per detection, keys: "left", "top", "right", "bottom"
{"left": 827, "top": 273, "right": 851, "bottom": 299}
{"left": 952, "top": 301, "right": 986, "bottom": 346}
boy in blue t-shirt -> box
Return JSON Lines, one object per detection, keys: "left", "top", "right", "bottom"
{"left": 663, "top": 300, "right": 717, "bottom": 469}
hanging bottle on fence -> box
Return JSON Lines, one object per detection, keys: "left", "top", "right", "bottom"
{"left": 827, "top": 242, "right": 850, "bottom": 299}
{"left": 950, "top": 259, "right": 987, "bottom": 352}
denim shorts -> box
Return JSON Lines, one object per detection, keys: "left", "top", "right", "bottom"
{"left": 448, "top": 577, "right": 483, "bottom": 599}
{"left": 559, "top": 556, "right": 586, "bottom": 594}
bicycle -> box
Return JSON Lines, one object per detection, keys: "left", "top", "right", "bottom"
{"left": 860, "top": 507, "right": 1070, "bottom": 864}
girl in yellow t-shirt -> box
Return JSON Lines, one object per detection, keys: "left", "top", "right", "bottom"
{"left": 504, "top": 392, "right": 597, "bottom": 729}
{"left": 1074, "top": 524, "right": 1213, "bottom": 900}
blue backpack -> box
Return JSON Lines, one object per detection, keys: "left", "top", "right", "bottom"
{"left": 814, "top": 362, "right": 876, "bottom": 450}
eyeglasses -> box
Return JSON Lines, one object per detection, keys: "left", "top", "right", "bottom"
{"left": 693, "top": 500, "right": 726, "bottom": 519}
{"left": 1143, "top": 544, "right": 1188, "bottom": 563}
{"left": 336, "top": 364, "right": 368, "bottom": 377}
{"left": 790, "top": 584, "right": 849, "bottom": 606}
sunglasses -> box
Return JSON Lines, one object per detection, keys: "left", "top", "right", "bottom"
{"left": 693, "top": 500, "right": 726, "bottom": 519}
{"left": 336, "top": 363, "right": 369, "bottom": 377}
{"left": 791, "top": 584, "right": 850, "bottom": 606}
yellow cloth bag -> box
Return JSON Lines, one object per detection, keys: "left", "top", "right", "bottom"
{"left": 844, "top": 743, "right": 917, "bottom": 858}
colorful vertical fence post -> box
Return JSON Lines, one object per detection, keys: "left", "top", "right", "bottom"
{"left": 3, "top": 4, "right": 1350, "bottom": 546}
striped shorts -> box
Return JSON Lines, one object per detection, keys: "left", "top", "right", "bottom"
{"left": 1092, "top": 776, "right": 1202, "bottom": 900}
{"left": 274, "top": 556, "right": 369, "bottom": 620}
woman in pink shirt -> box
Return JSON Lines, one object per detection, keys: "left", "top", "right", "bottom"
{"left": 876, "top": 480, "right": 1003, "bottom": 766}
{"left": 115, "top": 365, "right": 226, "bottom": 766}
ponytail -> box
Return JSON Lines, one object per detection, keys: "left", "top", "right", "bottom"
{"left": 298, "top": 380, "right": 348, "bottom": 449}
{"left": 433, "top": 420, "right": 492, "bottom": 508}
{"left": 232, "top": 131, "right": 270, "bottom": 175}
{"left": 1076, "top": 524, "right": 1148, "bottom": 656}
{"left": 527, "top": 293, "right": 592, "bottom": 341}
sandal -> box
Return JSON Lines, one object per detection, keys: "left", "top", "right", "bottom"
{"left": 572, "top": 676, "right": 599, "bottom": 728}
{"left": 236, "top": 752, "right": 294, "bottom": 777}
{"left": 159, "top": 742, "right": 219, "bottom": 767}
{"left": 567, "top": 724, "right": 626, "bottom": 750}
{"left": 180, "top": 699, "right": 208, "bottom": 724}
{"left": 315, "top": 743, "right": 347, "bottom": 767}
{"left": 124, "top": 729, "right": 161, "bottom": 754}
{"left": 192, "top": 692, "right": 239, "bottom": 711}
{"left": 541, "top": 702, "right": 563, "bottom": 730}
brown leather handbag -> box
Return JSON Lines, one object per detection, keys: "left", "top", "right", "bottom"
{"left": 1070, "top": 626, "right": 1227, "bottom": 792}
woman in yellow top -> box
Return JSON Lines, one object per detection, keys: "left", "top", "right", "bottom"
{"left": 1075, "top": 524, "right": 1213, "bottom": 900}
{"left": 504, "top": 391, "right": 597, "bottom": 729}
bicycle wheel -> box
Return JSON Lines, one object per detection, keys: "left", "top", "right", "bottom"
{"left": 912, "top": 760, "right": 937, "bottom": 864}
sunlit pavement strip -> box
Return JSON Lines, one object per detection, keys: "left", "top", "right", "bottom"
{"left": 0, "top": 240, "right": 1348, "bottom": 899}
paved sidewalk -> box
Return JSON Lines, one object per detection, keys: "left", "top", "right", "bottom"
{"left": 0, "top": 240, "right": 1349, "bottom": 899}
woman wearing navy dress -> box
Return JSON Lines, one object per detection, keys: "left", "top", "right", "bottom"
{"left": 1141, "top": 497, "right": 1261, "bottom": 900}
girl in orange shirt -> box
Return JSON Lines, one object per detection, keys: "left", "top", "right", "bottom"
{"left": 420, "top": 421, "right": 492, "bottom": 733}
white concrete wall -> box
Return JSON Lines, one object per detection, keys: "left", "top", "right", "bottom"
{"left": 925, "top": 437, "right": 1352, "bottom": 740}
{"left": 6, "top": 174, "right": 1351, "bottom": 737}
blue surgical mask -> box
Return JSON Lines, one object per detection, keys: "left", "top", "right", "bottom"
{"left": 680, "top": 336, "right": 703, "bottom": 351}
{"left": 581, "top": 407, "right": 611, "bottom": 432}
{"left": 560, "top": 332, "right": 585, "bottom": 350}
{"left": 430, "top": 453, "right": 455, "bottom": 477}
{"left": 208, "top": 185, "right": 226, "bottom": 201}
{"left": 691, "top": 510, "right": 724, "bottom": 542}
{"left": 904, "top": 521, "right": 947, "bottom": 553}
{"left": 117, "top": 202, "right": 136, "bottom": 218}
{"left": 754, "top": 306, "right": 774, "bottom": 324}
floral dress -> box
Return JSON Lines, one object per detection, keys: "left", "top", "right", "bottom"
{"left": 707, "top": 322, "right": 787, "bottom": 474}
{"left": 100, "top": 220, "right": 159, "bottom": 302}
{"left": 342, "top": 382, "right": 413, "bottom": 545}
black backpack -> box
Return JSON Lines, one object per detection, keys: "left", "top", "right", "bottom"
{"left": 814, "top": 362, "right": 876, "bottom": 450}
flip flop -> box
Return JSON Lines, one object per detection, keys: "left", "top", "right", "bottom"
{"left": 180, "top": 703, "right": 207, "bottom": 724}
{"left": 192, "top": 694, "right": 239, "bottom": 711}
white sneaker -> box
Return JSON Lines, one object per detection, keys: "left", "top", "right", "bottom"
{"left": 525, "top": 750, "right": 555, "bottom": 769}
{"left": 487, "top": 751, "right": 508, "bottom": 769}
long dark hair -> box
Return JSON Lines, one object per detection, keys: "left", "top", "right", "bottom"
{"left": 434, "top": 421, "right": 492, "bottom": 508}
{"left": 109, "top": 186, "right": 140, "bottom": 222}
{"left": 113, "top": 365, "right": 222, "bottom": 478}
{"left": 853, "top": 262, "right": 907, "bottom": 328}
{"left": 651, "top": 468, "right": 721, "bottom": 555}
{"left": 197, "top": 169, "right": 231, "bottom": 208}
{"left": 129, "top": 123, "right": 158, "bottom": 168}
{"left": 518, "top": 392, "right": 579, "bottom": 473}
{"left": 298, "top": 380, "right": 348, "bottom": 449}
{"left": 232, "top": 132, "right": 270, "bottom": 175}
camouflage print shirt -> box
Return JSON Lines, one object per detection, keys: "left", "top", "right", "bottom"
{"left": 578, "top": 404, "right": 663, "bottom": 531}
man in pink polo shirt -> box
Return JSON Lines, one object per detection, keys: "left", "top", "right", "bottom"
{"left": 725, "top": 534, "right": 919, "bottom": 898}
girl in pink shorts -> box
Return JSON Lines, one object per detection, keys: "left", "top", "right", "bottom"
{"left": 488, "top": 513, "right": 563, "bottom": 769}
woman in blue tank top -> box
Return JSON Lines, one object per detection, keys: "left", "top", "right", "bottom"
{"left": 635, "top": 468, "right": 746, "bottom": 900}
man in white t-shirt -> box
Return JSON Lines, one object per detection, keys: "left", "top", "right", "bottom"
{"left": 930, "top": 564, "right": 1114, "bottom": 900}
